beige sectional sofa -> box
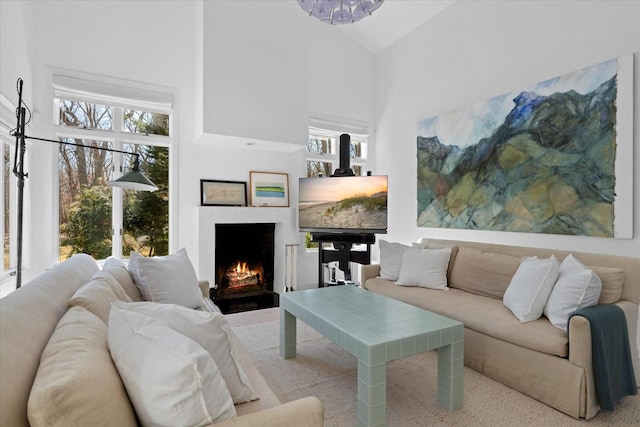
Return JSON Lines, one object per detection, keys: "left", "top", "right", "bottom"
{"left": 0, "top": 253, "right": 323, "bottom": 427}
{"left": 361, "top": 238, "right": 639, "bottom": 420}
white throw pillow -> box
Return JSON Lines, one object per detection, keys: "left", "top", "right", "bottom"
{"left": 107, "top": 306, "right": 236, "bottom": 426}
{"left": 395, "top": 247, "right": 451, "bottom": 290}
{"left": 111, "top": 300, "right": 257, "bottom": 403}
{"left": 543, "top": 254, "right": 602, "bottom": 331}
{"left": 379, "top": 240, "right": 409, "bottom": 281}
{"left": 128, "top": 248, "right": 204, "bottom": 309}
{"left": 503, "top": 255, "right": 560, "bottom": 323}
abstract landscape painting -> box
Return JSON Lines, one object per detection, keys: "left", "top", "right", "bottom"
{"left": 416, "top": 55, "right": 633, "bottom": 237}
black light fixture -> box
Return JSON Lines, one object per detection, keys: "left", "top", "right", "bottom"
{"left": 10, "top": 78, "right": 158, "bottom": 288}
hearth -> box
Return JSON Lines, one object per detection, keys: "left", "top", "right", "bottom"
{"left": 212, "top": 223, "right": 278, "bottom": 313}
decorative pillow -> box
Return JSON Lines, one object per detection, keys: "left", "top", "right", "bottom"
{"left": 68, "top": 270, "right": 132, "bottom": 324}
{"left": 28, "top": 306, "right": 137, "bottom": 427}
{"left": 503, "top": 255, "right": 560, "bottom": 323}
{"left": 128, "top": 248, "right": 203, "bottom": 309}
{"left": 111, "top": 300, "right": 257, "bottom": 403}
{"left": 543, "top": 254, "right": 602, "bottom": 331}
{"left": 449, "top": 247, "right": 522, "bottom": 300}
{"left": 379, "top": 240, "right": 409, "bottom": 281}
{"left": 414, "top": 242, "right": 460, "bottom": 279}
{"left": 103, "top": 257, "right": 144, "bottom": 301}
{"left": 396, "top": 247, "right": 451, "bottom": 290}
{"left": 107, "top": 306, "right": 236, "bottom": 425}
{"left": 590, "top": 265, "right": 624, "bottom": 304}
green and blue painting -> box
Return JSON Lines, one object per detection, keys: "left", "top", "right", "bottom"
{"left": 417, "top": 58, "right": 621, "bottom": 237}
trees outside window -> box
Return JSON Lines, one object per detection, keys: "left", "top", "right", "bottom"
{"left": 56, "top": 97, "right": 170, "bottom": 261}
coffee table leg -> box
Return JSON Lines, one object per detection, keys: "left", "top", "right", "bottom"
{"left": 437, "top": 340, "right": 464, "bottom": 411}
{"left": 357, "top": 360, "right": 386, "bottom": 427}
{"left": 279, "top": 307, "right": 297, "bottom": 359}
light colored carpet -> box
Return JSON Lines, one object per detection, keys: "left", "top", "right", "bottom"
{"left": 228, "top": 307, "right": 639, "bottom": 426}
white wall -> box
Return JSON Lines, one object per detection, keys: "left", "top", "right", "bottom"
{"left": 0, "top": 1, "right": 32, "bottom": 110}
{"left": 374, "top": 0, "right": 640, "bottom": 257}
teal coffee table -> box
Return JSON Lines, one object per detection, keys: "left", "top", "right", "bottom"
{"left": 279, "top": 286, "right": 464, "bottom": 427}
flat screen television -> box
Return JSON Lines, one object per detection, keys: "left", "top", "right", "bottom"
{"left": 298, "top": 175, "right": 388, "bottom": 234}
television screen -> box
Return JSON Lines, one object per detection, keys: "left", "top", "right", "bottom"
{"left": 298, "top": 175, "right": 388, "bottom": 234}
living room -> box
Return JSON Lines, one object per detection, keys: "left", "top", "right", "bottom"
{"left": 1, "top": 1, "right": 639, "bottom": 425}
{"left": 2, "top": 0, "right": 638, "bottom": 294}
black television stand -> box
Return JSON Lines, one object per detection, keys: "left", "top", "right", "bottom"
{"left": 312, "top": 233, "right": 375, "bottom": 287}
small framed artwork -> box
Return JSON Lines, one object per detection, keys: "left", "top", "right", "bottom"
{"left": 249, "top": 171, "right": 289, "bottom": 207}
{"left": 200, "top": 180, "right": 247, "bottom": 206}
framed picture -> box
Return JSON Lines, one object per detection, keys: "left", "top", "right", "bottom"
{"left": 200, "top": 180, "right": 247, "bottom": 206}
{"left": 249, "top": 171, "right": 289, "bottom": 207}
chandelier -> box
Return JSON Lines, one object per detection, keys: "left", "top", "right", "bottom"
{"left": 297, "top": 0, "right": 385, "bottom": 25}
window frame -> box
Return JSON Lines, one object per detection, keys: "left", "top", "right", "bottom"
{"left": 306, "top": 126, "right": 369, "bottom": 178}
{"left": 1, "top": 94, "right": 19, "bottom": 295}
{"left": 51, "top": 73, "right": 175, "bottom": 262}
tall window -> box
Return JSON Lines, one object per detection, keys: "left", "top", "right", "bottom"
{"left": 1, "top": 132, "right": 16, "bottom": 291}
{"left": 304, "top": 126, "right": 369, "bottom": 249}
{"left": 54, "top": 79, "right": 172, "bottom": 261}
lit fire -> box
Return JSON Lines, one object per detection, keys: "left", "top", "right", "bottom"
{"left": 225, "top": 261, "right": 261, "bottom": 290}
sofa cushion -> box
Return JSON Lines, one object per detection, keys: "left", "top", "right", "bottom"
{"left": 449, "top": 247, "right": 522, "bottom": 300}
{"left": 503, "top": 256, "right": 560, "bottom": 323}
{"left": 379, "top": 240, "right": 409, "bottom": 281}
{"left": 112, "top": 300, "right": 257, "bottom": 404}
{"left": 364, "top": 279, "right": 568, "bottom": 357}
{"left": 544, "top": 255, "right": 602, "bottom": 331}
{"left": 591, "top": 265, "right": 624, "bottom": 304}
{"left": 102, "top": 257, "right": 144, "bottom": 301}
{"left": 128, "top": 248, "right": 204, "bottom": 309}
{"left": 396, "top": 247, "right": 451, "bottom": 290}
{"left": 27, "top": 306, "right": 137, "bottom": 427}
{"left": 67, "top": 270, "right": 132, "bottom": 324}
{"left": 108, "top": 306, "right": 236, "bottom": 425}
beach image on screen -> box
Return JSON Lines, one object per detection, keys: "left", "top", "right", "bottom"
{"left": 299, "top": 176, "right": 388, "bottom": 231}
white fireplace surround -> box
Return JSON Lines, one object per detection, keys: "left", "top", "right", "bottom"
{"left": 197, "top": 207, "right": 298, "bottom": 295}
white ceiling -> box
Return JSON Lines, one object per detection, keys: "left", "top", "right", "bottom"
{"left": 335, "top": 0, "right": 455, "bottom": 54}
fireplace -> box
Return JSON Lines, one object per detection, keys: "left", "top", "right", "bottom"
{"left": 212, "top": 223, "right": 278, "bottom": 313}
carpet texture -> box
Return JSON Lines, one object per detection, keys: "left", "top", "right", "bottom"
{"left": 228, "top": 307, "right": 639, "bottom": 426}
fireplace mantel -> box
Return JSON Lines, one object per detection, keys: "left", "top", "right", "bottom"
{"left": 197, "top": 207, "right": 297, "bottom": 294}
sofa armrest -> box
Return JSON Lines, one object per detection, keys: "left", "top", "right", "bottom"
{"left": 568, "top": 299, "right": 640, "bottom": 419}
{"left": 210, "top": 397, "right": 324, "bottom": 427}
{"left": 199, "top": 280, "right": 210, "bottom": 298}
{"left": 360, "top": 264, "right": 381, "bottom": 289}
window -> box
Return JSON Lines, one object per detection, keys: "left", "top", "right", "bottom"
{"left": 1, "top": 125, "right": 17, "bottom": 296}
{"left": 305, "top": 127, "right": 368, "bottom": 178}
{"left": 1, "top": 136, "right": 15, "bottom": 278}
{"left": 53, "top": 77, "right": 172, "bottom": 262}
{"left": 303, "top": 126, "right": 369, "bottom": 249}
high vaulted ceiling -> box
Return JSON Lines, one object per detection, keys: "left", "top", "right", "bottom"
{"left": 334, "top": 0, "right": 455, "bottom": 54}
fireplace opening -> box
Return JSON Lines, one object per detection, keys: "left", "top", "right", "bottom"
{"left": 213, "top": 223, "right": 278, "bottom": 313}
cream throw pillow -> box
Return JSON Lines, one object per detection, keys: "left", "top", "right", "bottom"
{"left": 103, "top": 257, "right": 144, "bottom": 301}
{"left": 544, "top": 254, "right": 602, "bottom": 331}
{"left": 112, "top": 300, "right": 257, "bottom": 403}
{"left": 28, "top": 306, "right": 137, "bottom": 427}
{"left": 395, "top": 247, "right": 451, "bottom": 290}
{"left": 379, "top": 240, "right": 409, "bottom": 281}
{"left": 591, "top": 265, "right": 624, "bottom": 304}
{"left": 128, "top": 248, "right": 203, "bottom": 309}
{"left": 107, "top": 306, "right": 236, "bottom": 426}
{"left": 503, "top": 255, "right": 560, "bottom": 323}
{"left": 67, "top": 270, "right": 132, "bottom": 324}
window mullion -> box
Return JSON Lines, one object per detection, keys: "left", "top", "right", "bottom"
{"left": 111, "top": 108, "right": 124, "bottom": 258}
